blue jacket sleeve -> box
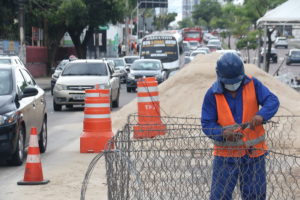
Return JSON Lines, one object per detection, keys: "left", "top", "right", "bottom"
{"left": 253, "top": 77, "right": 280, "bottom": 121}
{"left": 201, "top": 88, "right": 224, "bottom": 142}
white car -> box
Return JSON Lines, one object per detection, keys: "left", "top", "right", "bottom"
{"left": 274, "top": 37, "right": 288, "bottom": 49}
{"left": 190, "top": 50, "right": 207, "bottom": 60}
{"left": 188, "top": 41, "right": 200, "bottom": 51}
{"left": 0, "top": 55, "right": 26, "bottom": 69}
{"left": 207, "top": 39, "right": 222, "bottom": 48}
{"left": 53, "top": 59, "right": 120, "bottom": 111}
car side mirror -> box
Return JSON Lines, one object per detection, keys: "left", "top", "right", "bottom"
{"left": 22, "top": 86, "right": 38, "bottom": 98}
{"left": 125, "top": 66, "right": 130, "bottom": 72}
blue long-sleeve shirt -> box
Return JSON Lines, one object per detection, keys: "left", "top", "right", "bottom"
{"left": 201, "top": 75, "right": 280, "bottom": 142}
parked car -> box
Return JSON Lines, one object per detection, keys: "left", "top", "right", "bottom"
{"left": 123, "top": 56, "right": 139, "bottom": 68}
{"left": 106, "top": 58, "right": 127, "bottom": 83}
{"left": 53, "top": 59, "right": 121, "bottom": 111}
{"left": 51, "top": 59, "right": 69, "bottom": 95}
{"left": 286, "top": 49, "right": 300, "bottom": 65}
{"left": 126, "top": 59, "right": 164, "bottom": 92}
{"left": 260, "top": 48, "right": 278, "bottom": 63}
{"left": 274, "top": 37, "right": 288, "bottom": 49}
{"left": 0, "top": 64, "right": 47, "bottom": 166}
{"left": 0, "top": 55, "right": 26, "bottom": 69}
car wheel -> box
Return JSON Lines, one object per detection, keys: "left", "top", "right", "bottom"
{"left": 112, "top": 88, "right": 120, "bottom": 108}
{"left": 39, "top": 118, "right": 47, "bottom": 153}
{"left": 66, "top": 104, "right": 73, "bottom": 109}
{"left": 53, "top": 100, "right": 62, "bottom": 111}
{"left": 127, "top": 87, "right": 131, "bottom": 92}
{"left": 7, "top": 125, "right": 25, "bottom": 166}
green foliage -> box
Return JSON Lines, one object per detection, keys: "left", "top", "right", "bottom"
{"left": 153, "top": 12, "right": 177, "bottom": 30}
{"left": 192, "top": 0, "right": 222, "bottom": 29}
{"left": 178, "top": 18, "right": 194, "bottom": 29}
{"left": 236, "top": 30, "right": 260, "bottom": 50}
{"left": 0, "top": 1, "right": 19, "bottom": 40}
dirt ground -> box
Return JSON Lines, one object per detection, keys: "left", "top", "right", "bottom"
{"left": 3, "top": 53, "right": 300, "bottom": 200}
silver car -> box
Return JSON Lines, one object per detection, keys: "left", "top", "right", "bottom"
{"left": 53, "top": 59, "right": 121, "bottom": 111}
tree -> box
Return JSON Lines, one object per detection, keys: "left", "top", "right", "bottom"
{"left": 192, "top": 0, "right": 222, "bottom": 30}
{"left": 178, "top": 18, "right": 194, "bottom": 29}
{"left": 0, "top": 1, "right": 19, "bottom": 40}
{"left": 153, "top": 12, "right": 177, "bottom": 31}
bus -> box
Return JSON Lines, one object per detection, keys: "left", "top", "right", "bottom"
{"left": 183, "top": 27, "right": 203, "bottom": 43}
{"left": 139, "top": 30, "right": 185, "bottom": 75}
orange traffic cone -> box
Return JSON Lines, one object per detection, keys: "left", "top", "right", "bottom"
{"left": 17, "top": 127, "right": 49, "bottom": 185}
{"left": 133, "top": 77, "right": 166, "bottom": 139}
{"left": 80, "top": 88, "right": 114, "bottom": 153}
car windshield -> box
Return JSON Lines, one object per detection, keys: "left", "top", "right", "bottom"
{"left": 0, "top": 69, "right": 12, "bottom": 95}
{"left": 124, "top": 57, "right": 139, "bottom": 64}
{"left": 0, "top": 59, "right": 11, "bottom": 64}
{"left": 291, "top": 51, "right": 300, "bottom": 56}
{"left": 62, "top": 63, "right": 108, "bottom": 76}
{"left": 113, "top": 59, "right": 125, "bottom": 66}
{"left": 185, "top": 32, "right": 200, "bottom": 39}
{"left": 131, "top": 61, "right": 161, "bottom": 71}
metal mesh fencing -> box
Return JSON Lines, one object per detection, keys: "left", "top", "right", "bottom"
{"left": 81, "top": 115, "right": 300, "bottom": 200}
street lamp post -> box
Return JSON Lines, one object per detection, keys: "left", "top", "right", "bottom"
{"left": 18, "top": 0, "right": 26, "bottom": 63}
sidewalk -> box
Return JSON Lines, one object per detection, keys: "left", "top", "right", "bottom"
{"left": 35, "top": 76, "right": 52, "bottom": 91}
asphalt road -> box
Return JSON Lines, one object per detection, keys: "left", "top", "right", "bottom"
{"left": 0, "top": 83, "right": 136, "bottom": 187}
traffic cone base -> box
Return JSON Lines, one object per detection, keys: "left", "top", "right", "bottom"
{"left": 17, "top": 179, "right": 50, "bottom": 185}
{"left": 133, "top": 124, "right": 166, "bottom": 139}
{"left": 80, "top": 131, "right": 113, "bottom": 153}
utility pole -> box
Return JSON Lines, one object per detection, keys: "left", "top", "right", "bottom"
{"left": 125, "top": 0, "right": 129, "bottom": 55}
{"left": 18, "top": 0, "right": 26, "bottom": 64}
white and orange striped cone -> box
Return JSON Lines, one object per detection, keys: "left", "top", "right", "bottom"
{"left": 17, "top": 127, "right": 49, "bottom": 185}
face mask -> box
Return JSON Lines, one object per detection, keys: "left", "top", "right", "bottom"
{"left": 224, "top": 81, "right": 242, "bottom": 91}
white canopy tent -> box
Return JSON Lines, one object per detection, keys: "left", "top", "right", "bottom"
{"left": 257, "top": 0, "right": 300, "bottom": 27}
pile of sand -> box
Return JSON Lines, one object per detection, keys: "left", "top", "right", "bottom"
{"left": 112, "top": 53, "right": 300, "bottom": 147}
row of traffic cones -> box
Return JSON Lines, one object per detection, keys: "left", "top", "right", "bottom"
{"left": 17, "top": 77, "right": 164, "bottom": 185}
{"left": 80, "top": 77, "right": 166, "bottom": 153}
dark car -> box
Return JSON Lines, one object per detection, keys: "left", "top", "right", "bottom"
{"left": 126, "top": 59, "right": 164, "bottom": 92}
{"left": 260, "top": 48, "right": 278, "bottom": 63}
{"left": 286, "top": 49, "right": 300, "bottom": 65}
{"left": 0, "top": 64, "right": 47, "bottom": 165}
{"left": 107, "top": 58, "right": 127, "bottom": 83}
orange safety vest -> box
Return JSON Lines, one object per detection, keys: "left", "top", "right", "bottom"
{"left": 214, "top": 79, "right": 267, "bottom": 157}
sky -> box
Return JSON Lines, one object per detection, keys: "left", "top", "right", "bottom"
{"left": 167, "top": 0, "right": 245, "bottom": 23}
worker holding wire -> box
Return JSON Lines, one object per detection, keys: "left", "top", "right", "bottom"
{"left": 201, "top": 52, "right": 280, "bottom": 200}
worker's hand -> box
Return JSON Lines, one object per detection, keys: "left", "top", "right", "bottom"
{"left": 250, "top": 115, "right": 264, "bottom": 130}
{"left": 223, "top": 128, "right": 243, "bottom": 142}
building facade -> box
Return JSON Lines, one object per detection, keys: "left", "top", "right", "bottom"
{"left": 182, "top": 0, "right": 200, "bottom": 19}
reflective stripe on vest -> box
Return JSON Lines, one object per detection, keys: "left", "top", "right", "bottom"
{"left": 85, "top": 103, "right": 110, "bottom": 108}
{"left": 138, "top": 96, "right": 159, "bottom": 102}
{"left": 214, "top": 78, "right": 267, "bottom": 157}
{"left": 137, "top": 86, "right": 158, "bottom": 93}
{"left": 84, "top": 114, "right": 111, "bottom": 119}
{"left": 214, "top": 134, "right": 266, "bottom": 147}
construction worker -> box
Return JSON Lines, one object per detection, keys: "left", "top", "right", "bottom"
{"left": 201, "top": 52, "right": 279, "bottom": 200}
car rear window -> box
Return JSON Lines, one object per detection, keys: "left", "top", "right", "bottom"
{"left": 291, "top": 51, "right": 300, "bottom": 56}
{"left": 0, "top": 59, "right": 11, "bottom": 64}
{"left": 0, "top": 69, "right": 12, "bottom": 95}
{"left": 62, "top": 63, "right": 108, "bottom": 76}
{"left": 131, "top": 61, "right": 161, "bottom": 70}
{"left": 125, "top": 57, "right": 138, "bottom": 64}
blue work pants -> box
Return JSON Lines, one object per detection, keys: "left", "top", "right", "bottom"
{"left": 210, "top": 154, "right": 266, "bottom": 200}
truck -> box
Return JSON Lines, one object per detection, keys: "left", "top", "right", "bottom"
{"left": 183, "top": 27, "right": 203, "bottom": 43}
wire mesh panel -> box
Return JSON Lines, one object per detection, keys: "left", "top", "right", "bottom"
{"left": 101, "top": 115, "right": 300, "bottom": 200}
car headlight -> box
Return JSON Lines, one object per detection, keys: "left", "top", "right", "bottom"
{"left": 0, "top": 111, "right": 17, "bottom": 126}
{"left": 127, "top": 74, "right": 135, "bottom": 80}
{"left": 101, "top": 82, "right": 110, "bottom": 89}
{"left": 54, "top": 84, "right": 67, "bottom": 91}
